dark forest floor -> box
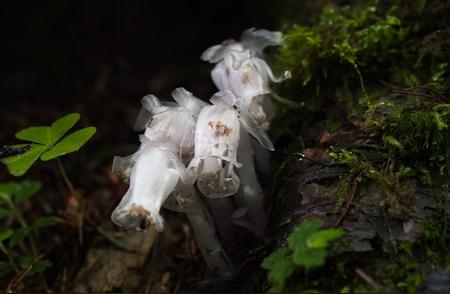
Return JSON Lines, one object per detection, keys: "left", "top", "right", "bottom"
{"left": 1, "top": 0, "right": 450, "bottom": 293}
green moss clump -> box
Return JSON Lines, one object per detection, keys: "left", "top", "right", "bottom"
{"left": 382, "top": 104, "right": 450, "bottom": 182}
{"left": 271, "top": 0, "right": 449, "bottom": 143}
{"left": 264, "top": 1, "right": 450, "bottom": 293}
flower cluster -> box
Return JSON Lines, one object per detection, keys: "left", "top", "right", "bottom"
{"left": 111, "top": 28, "right": 291, "bottom": 278}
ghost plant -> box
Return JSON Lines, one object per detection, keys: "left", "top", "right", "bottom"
{"left": 112, "top": 139, "right": 187, "bottom": 231}
{"left": 231, "top": 129, "right": 267, "bottom": 237}
{"left": 201, "top": 28, "right": 292, "bottom": 129}
{"left": 165, "top": 182, "right": 235, "bottom": 278}
{"left": 135, "top": 88, "right": 208, "bottom": 161}
{"left": 112, "top": 88, "right": 235, "bottom": 277}
{"left": 198, "top": 28, "right": 293, "bottom": 237}
{"left": 188, "top": 90, "right": 274, "bottom": 198}
{"left": 112, "top": 89, "right": 206, "bottom": 230}
{"left": 111, "top": 27, "right": 291, "bottom": 279}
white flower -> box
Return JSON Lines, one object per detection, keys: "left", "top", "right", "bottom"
{"left": 111, "top": 139, "right": 190, "bottom": 231}
{"left": 111, "top": 88, "right": 205, "bottom": 231}
{"left": 189, "top": 97, "right": 241, "bottom": 198}
{"left": 134, "top": 89, "right": 207, "bottom": 160}
{"left": 201, "top": 28, "right": 292, "bottom": 128}
{"left": 189, "top": 91, "right": 274, "bottom": 198}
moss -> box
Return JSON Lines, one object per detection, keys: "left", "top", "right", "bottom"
{"left": 373, "top": 247, "right": 424, "bottom": 293}
{"left": 263, "top": 1, "right": 450, "bottom": 292}
{"left": 329, "top": 148, "right": 416, "bottom": 216}
{"left": 379, "top": 104, "right": 450, "bottom": 183}
{"left": 277, "top": 4, "right": 408, "bottom": 104}
{"left": 271, "top": 0, "right": 449, "bottom": 143}
{"left": 323, "top": 118, "right": 343, "bottom": 135}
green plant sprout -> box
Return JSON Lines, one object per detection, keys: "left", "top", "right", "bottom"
{"left": 0, "top": 181, "right": 55, "bottom": 291}
{"left": 0, "top": 113, "right": 96, "bottom": 178}
{"left": 261, "top": 219, "right": 344, "bottom": 292}
{"left": 1, "top": 113, "right": 95, "bottom": 248}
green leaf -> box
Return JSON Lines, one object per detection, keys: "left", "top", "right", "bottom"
{"left": 0, "top": 261, "right": 13, "bottom": 277}
{"left": 48, "top": 113, "right": 80, "bottom": 145}
{"left": 33, "top": 216, "right": 56, "bottom": 229}
{"left": 1, "top": 144, "right": 48, "bottom": 176}
{"left": 284, "top": 219, "right": 344, "bottom": 271}
{"left": 40, "top": 127, "right": 96, "bottom": 161}
{"left": 288, "top": 219, "right": 324, "bottom": 251}
{"left": 18, "top": 254, "right": 52, "bottom": 276}
{"left": 383, "top": 135, "right": 403, "bottom": 150}
{"left": 14, "top": 180, "right": 42, "bottom": 204}
{"left": 432, "top": 112, "right": 448, "bottom": 130}
{"left": 15, "top": 127, "right": 51, "bottom": 146}
{"left": 292, "top": 247, "right": 327, "bottom": 270}
{"left": 0, "top": 208, "right": 10, "bottom": 219}
{"left": 27, "top": 259, "right": 52, "bottom": 277}
{"left": 0, "top": 182, "right": 17, "bottom": 202}
{"left": 14, "top": 113, "right": 80, "bottom": 147}
{"left": 19, "top": 253, "right": 33, "bottom": 269}
{"left": 306, "top": 228, "right": 344, "bottom": 249}
{"left": 400, "top": 167, "right": 413, "bottom": 177}
{"left": 9, "top": 227, "right": 29, "bottom": 248}
{"left": 0, "top": 229, "right": 13, "bottom": 242}
{"left": 261, "top": 248, "right": 295, "bottom": 292}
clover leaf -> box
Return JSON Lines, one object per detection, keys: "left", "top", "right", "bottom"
{"left": 9, "top": 227, "right": 30, "bottom": 248}
{"left": 0, "top": 182, "right": 17, "bottom": 202}
{"left": 261, "top": 248, "right": 296, "bottom": 293}
{"left": 14, "top": 180, "right": 42, "bottom": 204}
{"left": 261, "top": 219, "right": 345, "bottom": 292}
{"left": 288, "top": 219, "right": 344, "bottom": 270}
{"left": 0, "top": 229, "right": 13, "bottom": 243}
{"left": 1, "top": 113, "right": 96, "bottom": 176}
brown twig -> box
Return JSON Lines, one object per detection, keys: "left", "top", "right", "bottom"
{"left": 56, "top": 158, "right": 78, "bottom": 200}
{"left": 56, "top": 157, "right": 85, "bottom": 246}
{"left": 334, "top": 173, "right": 361, "bottom": 227}
{"left": 378, "top": 79, "right": 445, "bottom": 99}
{"left": 7, "top": 254, "right": 45, "bottom": 293}
{"left": 355, "top": 267, "right": 383, "bottom": 290}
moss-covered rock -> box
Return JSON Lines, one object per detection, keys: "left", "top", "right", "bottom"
{"left": 261, "top": 0, "right": 450, "bottom": 292}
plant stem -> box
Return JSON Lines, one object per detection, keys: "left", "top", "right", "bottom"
{"left": 351, "top": 60, "right": 368, "bottom": 100}
{"left": 56, "top": 158, "right": 77, "bottom": 199}
{"left": 7, "top": 200, "right": 38, "bottom": 257}
{"left": 55, "top": 157, "right": 84, "bottom": 246}
{"left": 7, "top": 200, "right": 49, "bottom": 291}
{"left": 0, "top": 243, "right": 20, "bottom": 274}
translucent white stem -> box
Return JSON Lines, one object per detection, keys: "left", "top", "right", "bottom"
{"left": 232, "top": 129, "right": 267, "bottom": 237}
{"left": 205, "top": 197, "right": 236, "bottom": 247}
{"left": 171, "top": 185, "right": 235, "bottom": 279}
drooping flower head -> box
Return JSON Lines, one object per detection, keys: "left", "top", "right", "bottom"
{"left": 135, "top": 88, "right": 208, "bottom": 160}
{"left": 111, "top": 139, "right": 190, "bottom": 231}
{"left": 112, "top": 89, "right": 206, "bottom": 231}
{"left": 190, "top": 97, "right": 241, "bottom": 198}
{"left": 201, "top": 28, "right": 292, "bottom": 128}
{"left": 189, "top": 90, "right": 274, "bottom": 198}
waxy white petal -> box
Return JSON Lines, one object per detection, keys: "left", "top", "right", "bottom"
{"left": 240, "top": 28, "right": 284, "bottom": 54}
{"left": 203, "top": 28, "right": 293, "bottom": 129}
{"left": 111, "top": 146, "right": 186, "bottom": 231}
{"left": 190, "top": 102, "right": 241, "bottom": 198}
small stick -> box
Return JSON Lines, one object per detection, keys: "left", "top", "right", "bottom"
{"left": 378, "top": 80, "right": 444, "bottom": 99}
{"left": 334, "top": 172, "right": 361, "bottom": 227}
{"left": 96, "top": 226, "right": 136, "bottom": 252}
{"left": 274, "top": 150, "right": 332, "bottom": 166}
{"left": 7, "top": 254, "right": 46, "bottom": 293}
{"left": 355, "top": 267, "right": 383, "bottom": 290}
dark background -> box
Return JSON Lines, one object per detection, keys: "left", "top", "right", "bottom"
{"left": 0, "top": 0, "right": 284, "bottom": 179}
{"left": 0, "top": 2, "right": 287, "bottom": 290}
{"left": 0, "top": 1, "right": 282, "bottom": 106}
